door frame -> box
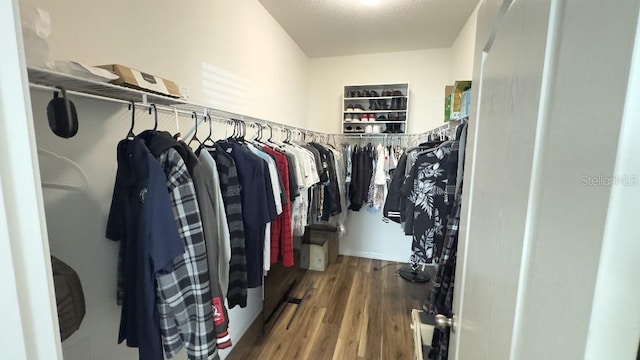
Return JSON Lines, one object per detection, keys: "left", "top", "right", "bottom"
{"left": 0, "top": 0, "right": 63, "bottom": 358}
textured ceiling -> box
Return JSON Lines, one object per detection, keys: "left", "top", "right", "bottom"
{"left": 258, "top": 0, "right": 480, "bottom": 58}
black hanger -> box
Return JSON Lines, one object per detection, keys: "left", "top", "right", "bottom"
{"left": 127, "top": 101, "right": 136, "bottom": 139}
{"left": 203, "top": 114, "right": 215, "bottom": 146}
{"left": 148, "top": 104, "right": 158, "bottom": 131}
{"left": 188, "top": 112, "right": 202, "bottom": 146}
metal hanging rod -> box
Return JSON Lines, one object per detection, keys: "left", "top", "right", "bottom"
{"left": 29, "top": 81, "right": 318, "bottom": 139}
{"left": 28, "top": 72, "right": 466, "bottom": 143}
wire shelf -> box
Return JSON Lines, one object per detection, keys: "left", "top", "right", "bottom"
{"left": 27, "top": 67, "right": 186, "bottom": 106}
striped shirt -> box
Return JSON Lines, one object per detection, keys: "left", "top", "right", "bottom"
{"left": 210, "top": 145, "right": 248, "bottom": 309}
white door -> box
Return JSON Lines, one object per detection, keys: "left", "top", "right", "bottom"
{"left": 0, "top": 0, "right": 63, "bottom": 358}
{"left": 449, "top": 0, "right": 640, "bottom": 359}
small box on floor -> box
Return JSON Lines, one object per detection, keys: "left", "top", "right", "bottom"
{"left": 301, "top": 239, "right": 329, "bottom": 272}
{"left": 303, "top": 225, "right": 339, "bottom": 264}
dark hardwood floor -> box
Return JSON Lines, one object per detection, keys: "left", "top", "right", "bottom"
{"left": 229, "top": 256, "right": 430, "bottom": 360}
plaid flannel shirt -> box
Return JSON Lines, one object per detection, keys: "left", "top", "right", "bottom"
{"left": 262, "top": 146, "right": 294, "bottom": 266}
{"left": 155, "top": 148, "right": 218, "bottom": 360}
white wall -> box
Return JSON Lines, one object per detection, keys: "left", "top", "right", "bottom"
{"left": 23, "top": 0, "right": 309, "bottom": 128}
{"left": 317, "top": 13, "right": 478, "bottom": 265}
{"left": 22, "top": 0, "right": 310, "bottom": 359}
{"left": 449, "top": 3, "right": 480, "bottom": 83}
{"left": 307, "top": 48, "right": 451, "bottom": 134}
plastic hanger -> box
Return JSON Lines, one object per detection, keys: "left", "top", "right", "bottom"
{"left": 126, "top": 101, "right": 136, "bottom": 139}
{"left": 38, "top": 148, "right": 89, "bottom": 191}
{"left": 148, "top": 104, "right": 158, "bottom": 131}
{"left": 188, "top": 112, "right": 202, "bottom": 146}
{"left": 173, "top": 108, "right": 182, "bottom": 141}
{"left": 203, "top": 113, "right": 215, "bottom": 146}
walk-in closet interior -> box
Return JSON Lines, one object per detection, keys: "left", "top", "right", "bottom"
{"left": 3, "top": 0, "right": 640, "bottom": 359}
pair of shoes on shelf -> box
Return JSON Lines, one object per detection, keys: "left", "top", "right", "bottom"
{"left": 381, "top": 89, "right": 405, "bottom": 97}
{"left": 353, "top": 90, "right": 382, "bottom": 97}
{"left": 361, "top": 114, "right": 376, "bottom": 122}
{"left": 382, "top": 124, "right": 404, "bottom": 133}
{"left": 365, "top": 124, "right": 382, "bottom": 134}
{"left": 386, "top": 112, "right": 407, "bottom": 121}
{"left": 369, "top": 99, "right": 390, "bottom": 110}
{"left": 345, "top": 125, "right": 364, "bottom": 133}
{"left": 345, "top": 103, "right": 365, "bottom": 112}
{"left": 390, "top": 97, "right": 407, "bottom": 110}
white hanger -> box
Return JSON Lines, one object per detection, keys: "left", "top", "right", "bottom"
{"left": 174, "top": 109, "right": 182, "bottom": 141}
{"left": 37, "top": 148, "right": 89, "bottom": 191}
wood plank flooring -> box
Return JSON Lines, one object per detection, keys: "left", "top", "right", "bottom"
{"left": 229, "top": 256, "right": 430, "bottom": 360}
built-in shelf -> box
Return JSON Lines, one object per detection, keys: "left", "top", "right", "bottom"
{"left": 343, "top": 83, "right": 409, "bottom": 134}
{"left": 27, "top": 67, "right": 186, "bottom": 106}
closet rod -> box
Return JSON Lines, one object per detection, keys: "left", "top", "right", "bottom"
{"left": 29, "top": 83, "right": 317, "bottom": 138}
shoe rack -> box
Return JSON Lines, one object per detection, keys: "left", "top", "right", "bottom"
{"left": 342, "top": 83, "right": 409, "bottom": 134}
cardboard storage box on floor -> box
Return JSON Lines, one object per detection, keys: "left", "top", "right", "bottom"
{"left": 303, "top": 225, "right": 339, "bottom": 264}
{"left": 97, "top": 64, "right": 181, "bottom": 98}
{"left": 301, "top": 240, "right": 329, "bottom": 272}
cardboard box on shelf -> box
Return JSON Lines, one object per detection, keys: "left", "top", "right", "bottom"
{"left": 97, "top": 64, "right": 181, "bottom": 98}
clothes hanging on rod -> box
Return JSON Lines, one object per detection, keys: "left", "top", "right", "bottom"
{"left": 107, "top": 131, "right": 227, "bottom": 360}
{"left": 380, "top": 121, "right": 468, "bottom": 267}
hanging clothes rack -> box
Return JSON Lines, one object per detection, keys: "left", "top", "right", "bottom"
{"left": 28, "top": 67, "right": 469, "bottom": 146}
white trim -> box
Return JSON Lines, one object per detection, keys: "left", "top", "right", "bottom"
{"left": 509, "top": 0, "right": 562, "bottom": 358}
{"left": 0, "top": 0, "right": 62, "bottom": 358}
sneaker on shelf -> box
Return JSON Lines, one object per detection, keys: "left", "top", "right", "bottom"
{"left": 352, "top": 114, "right": 361, "bottom": 121}
{"left": 355, "top": 126, "right": 363, "bottom": 132}
{"left": 392, "top": 89, "right": 404, "bottom": 96}
{"left": 370, "top": 90, "right": 380, "bottom": 97}
{"left": 353, "top": 104, "right": 365, "bottom": 112}
{"left": 365, "top": 125, "right": 373, "bottom": 134}
{"left": 373, "top": 125, "right": 381, "bottom": 134}
{"left": 346, "top": 104, "right": 354, "bottom": 112}
{"left": 377, "top": 114, "right": 387, "bottom": 121}
{"left": 344, "top": 114, "right": 353, "bottom": 122}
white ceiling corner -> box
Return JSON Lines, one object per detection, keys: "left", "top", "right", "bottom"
{"left": 258, "top": 0, "right": 481, "bottom": 58}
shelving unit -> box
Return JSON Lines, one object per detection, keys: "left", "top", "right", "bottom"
{"left": 342, "top": 83, "right": 409, "bottom": 134}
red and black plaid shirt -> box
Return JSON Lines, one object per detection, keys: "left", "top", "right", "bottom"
{"left": 262, "top": 146, "right": 294, "bottom": 266}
